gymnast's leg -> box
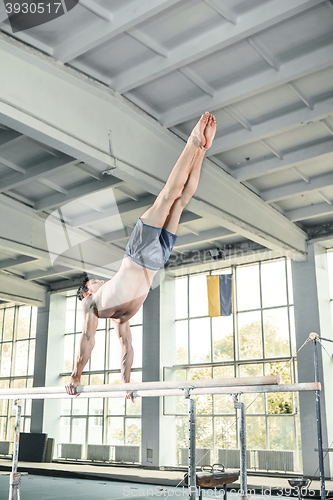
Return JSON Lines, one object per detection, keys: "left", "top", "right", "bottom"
{"left": 163, "top": 113, "right": 216, "bottom": 235}
{"left": 140, "top": 112, "right": 211, "bottom": 229}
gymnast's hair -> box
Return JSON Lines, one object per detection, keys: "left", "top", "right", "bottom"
{"left": 77, "top": 273, "right": 104, "bottom": 300}
{"left": 77, "top": 274, "right": 90, "bottom": 301}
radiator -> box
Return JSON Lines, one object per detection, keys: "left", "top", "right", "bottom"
{"left": 87, "top": 444, "right": 111, "bottom": 461}
{"left": 181, "top": 448, "right": 211, "bottom": 466}
{"left": 113, "top": 445, "right": 140, "bottom": 463}
{"left": 0, "top": 441, "right": 10, "bottom": 455}
{"left": 218, "top": 449, "right": 251, "bottom": 469}
{"left": 58, "top": 443, "right": 82, "bottom": 460}
{"left": 257, "top": 450, "right": 294, "bottom": 472}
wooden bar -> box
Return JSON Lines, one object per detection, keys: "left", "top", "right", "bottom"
{"left": 0, "top": 379, "right": 320, "bottom": 400}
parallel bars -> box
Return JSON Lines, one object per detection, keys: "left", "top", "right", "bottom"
{"left": 4, "top": 376, "right": 321, "bottom": 500}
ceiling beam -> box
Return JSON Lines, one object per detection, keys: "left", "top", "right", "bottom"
{"left": 35, "top": 175, "right": 123, "bottom": 211}
{"left": 48, "top": 276, "right": 87, "bottom": 292}
{"left": 0, "top": 24, "right": 52, "bottom": 54}
{"left": 286, "top": 202, "right": 333, "bottom": 222}
{"left": 179, "top": 211, "right": 202, "bottom": 225}
{"left": 288, "top": 82, "right": 314, "bottom": 109}
{"left": 74, "top": 162, "right": 104, "bottom": 180}
{"left": 0, "top": 271, "right": 46, "bottom": 306}
{"left": 100, "top": 210, "right": 203, "bottom": 244}
{"left": 321, "top": 119, "right": 333, "bottom": 136}
{"left": 25, "top": 266, "right": 73, "bottom": 281}
{"left": 79, "top": 198, "right": 104, "bottom": 213}
{"left": 208, "top": 97, "right": 333, "bottom": 157}
{"left": 101, "top": 227, "right": 130, "bottom": 243}
{"left": 26, "top": 137, "right": 60, "bottom": 156}
{"left": 0, "top": 197, "right": 125, "bottom": 277}
{"left": 0, "top": 255, "right": 37, "bottom": 271}
{"left": 293, "top": 167, "right": 310, "bottom": 183}
{"left": 0, "top": 34, "right": 307, "bottom": 259}
{"left": 115, "top": 0, "right": 320, "bottom": 94}
{"left": 202, "top": 0, "right": 237, "bottom": 24}
{"left": 179, "top": 67, "right": 215, "bottom": 98}
{"left": 0, "top": 157, "right": 26, "bottom": 174}
{"left": 224, "top": 106, "right": 252, "bottom": 131}
{"left": 175, "top": 227, "right": 234, "bottom": 249}
{"left": 235, "top": 138, "right": 333, "bottom": 181}
{"left": 167, "top": 247, "right": 284, "bottom": 276}
{"left": 38, "top": 178, "right": 68, "bottom": 194}
{"left": 100, "top": 210, "right": 202, "bottom": 244}
{"left": 247, "top": 37, "right": 280, "bottom": 71}
{"left": 185, "top": 193, "right": 306, "bottom": 260}
{"left": 0, "top": 6, "right": 8, "bottom": 24}
{"left": 70, "top": 194, "right": 156, "bottom": 228}
{"left": 262, "top": 172, "right": 333, "bottom": 202}
{"left": 126, "top": 29, "right": 169, "bottom": 58}
{"left": 115, "top": 185, "right": 139, "bottom": 202}
{"left": 0, "top": 155, "right": 76, "bottom": 193}
{"left": 78, "top": 0, "right": 112, "bottom": 21}
{"left": 318, "top": 191, "right": 332, "bottom": 205}
{"left": 162, "top": 39, "right": 333, "bottom": 128}
{"left": 54, "top": 0, "right": 182, "bottom": 63}
{"left": 261, "top": 138, "right": 284, "bottom": 159}
{"left": 0, "top": 130, "right": 21, "bottom": 148}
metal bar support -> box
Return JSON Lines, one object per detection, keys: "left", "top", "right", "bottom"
{"left": 310, "top": 334, "right": 326, "bottom": 500}
{"left": 185, "top": 391, "right": 196, "bottom": 500}
{"left": 234, "top": 395, "right": 249, "bottom": 500}
{"left": 9, "top": 400, "right": 21, "bottom": 500}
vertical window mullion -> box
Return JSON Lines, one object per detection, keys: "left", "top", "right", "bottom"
{"left": 0, "top": 308, "right": 4, "bottom": 342}
{"left": 285, "top": 258, "right": 293, "bottom": 359}
{"left": 103, "top": 319, "right": 110, "bottom": 445}
{"left": 124, "top": 416, "right": 126, "bottom": 446}
{"left": 10, "top": 307, "right": 18, "bottom": 380}
{"left": 231, "top": 265, "right": 237, "bottom": 374}
{"left": 187, "top": 276, "right": 190, "bottom": 365}
{"left": 69, "top": 415, "right": 73, "bottom": 444}
{"left": 259, "top": 262, "right": 265, "bottom": 360}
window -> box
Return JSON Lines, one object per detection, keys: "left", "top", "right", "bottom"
{"left": 0, "top": 305, "right": 37, "bottom": 443}
{"left": 60, "top": 295, "right": 142, "bottom": 450}
{"left": 170, "top": 259, "right": 299, "bottom": 469}
{"left": 327, "top": 249, "right": 333, "bottom": 314}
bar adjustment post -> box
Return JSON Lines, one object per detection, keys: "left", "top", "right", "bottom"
{"left": 9, "top": 400, "right": 21, "bottom": 500}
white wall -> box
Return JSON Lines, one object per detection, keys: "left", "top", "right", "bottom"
{"left": 159, "top": 275, "right": 177, "bottom": 466}
{"left": 42, "top": 293, "right": 67, "bottom": 454}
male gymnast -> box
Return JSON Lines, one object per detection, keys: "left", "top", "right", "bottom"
{"left": 65, "top": 112, "right": 216, "bottom": 399}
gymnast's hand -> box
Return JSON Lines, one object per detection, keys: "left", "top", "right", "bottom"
{"left": 65, "top": 375, "right": 81, "bottom": 397}
{"left": 126, "top": 391, "right": 135, "bottom": 403}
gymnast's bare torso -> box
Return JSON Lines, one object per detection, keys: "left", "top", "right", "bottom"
{"left": 85, "top": 257, "right": 157, "bottom": 323}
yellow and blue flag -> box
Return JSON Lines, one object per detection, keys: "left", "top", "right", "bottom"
{"left": 206, "top": 274, "right": 232, "bottom": 317}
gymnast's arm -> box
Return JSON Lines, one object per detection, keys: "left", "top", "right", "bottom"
{"left": 112, "top": 319, "right": 134, "bottom": 385}
{"left": 112, "top": 319, "right": 135, "bottom": 402}
{"left": 65, "top": 310, "right": 98, "bottom": 396}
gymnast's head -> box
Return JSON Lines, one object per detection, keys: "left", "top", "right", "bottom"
{"left": 77, "top": 274, "right": 104, "bottom": 300}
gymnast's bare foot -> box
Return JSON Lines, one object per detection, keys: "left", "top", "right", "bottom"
{"left": 203, "top": 113, "right": 216, "bottom": 150}
{"left": 190, "top": 112, "right": 209, "bottom": 147}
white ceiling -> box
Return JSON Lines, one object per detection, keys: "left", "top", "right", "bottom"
{"left": 0, "top": 0, "right": 333, "bottom": 302}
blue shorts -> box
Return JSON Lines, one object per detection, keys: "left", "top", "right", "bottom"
{"left": 125, "top": 218, "right": 177, "bottom": 271}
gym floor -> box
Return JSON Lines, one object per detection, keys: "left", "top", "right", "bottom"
{"left": 1, "top": 464, "right": 333, "bottom": 499}
{"left": 0, "top": 474, "right": 315, "bottom": 500}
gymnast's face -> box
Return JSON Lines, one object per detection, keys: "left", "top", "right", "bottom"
{"left": 85, "top": 279, "right": 104, "bottom": 296}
